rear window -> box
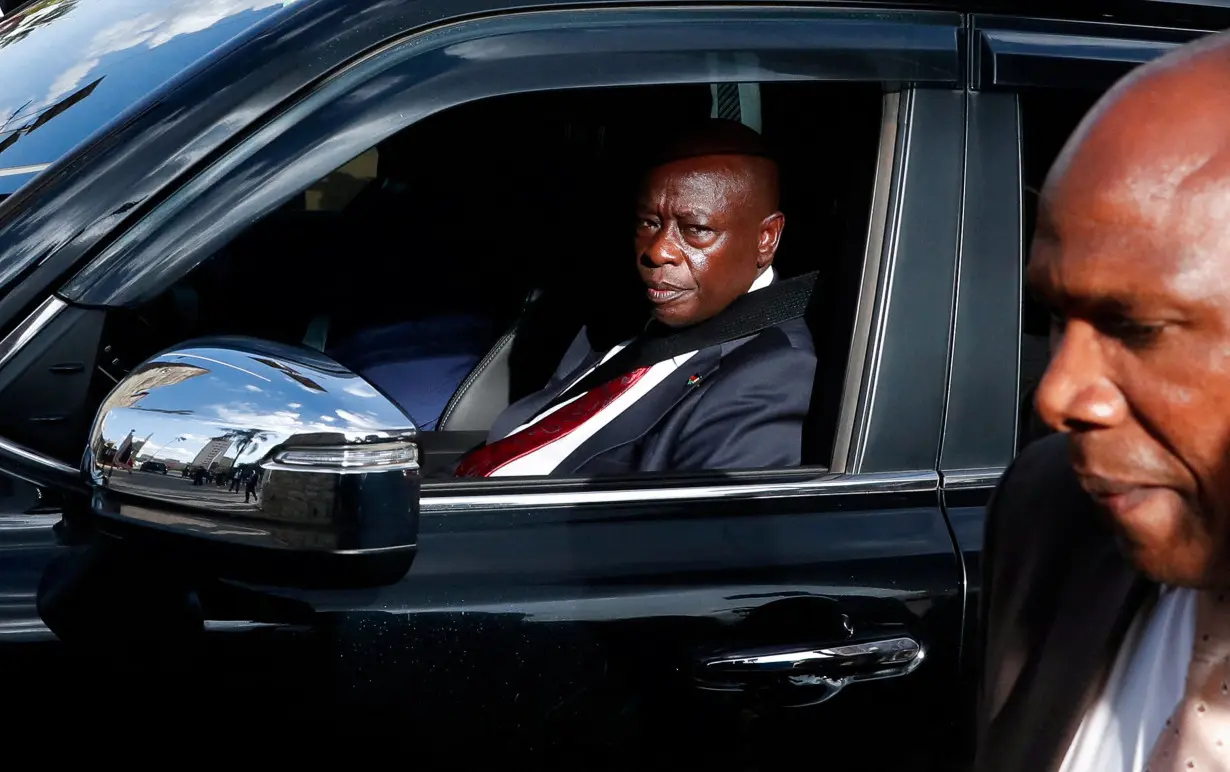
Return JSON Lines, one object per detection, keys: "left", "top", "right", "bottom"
{"left": 0, "top": 0, "right": 291, "bottom": 194}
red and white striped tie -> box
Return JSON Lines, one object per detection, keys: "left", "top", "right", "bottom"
{"left": 454, "top": 367, "right": 651, "bottom": 477}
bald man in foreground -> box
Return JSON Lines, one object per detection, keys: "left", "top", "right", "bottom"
{"left": 451, "top": 119, "right": 816, "bottom": 478}
{"left": 976, "top": 32, "right": 1230, "bottom": 772}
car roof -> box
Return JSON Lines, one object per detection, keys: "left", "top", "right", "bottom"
{"left": 0, "top": 0, "right": 303, "bottom": 194}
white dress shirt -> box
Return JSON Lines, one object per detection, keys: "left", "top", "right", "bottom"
{"left": 490, "top": 267, "right": 776, "bottom": 477}
{"left": 1058, "top": 585, "right": 1197, "bottom": 772}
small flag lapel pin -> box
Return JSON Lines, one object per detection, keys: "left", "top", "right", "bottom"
{"left": 687, "top": 374, "right": 702, "bottom": 387}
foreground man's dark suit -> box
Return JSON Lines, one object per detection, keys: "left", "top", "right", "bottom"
{"left": 484, "top": 316, "right": 816, "bottom": 476}
{"left": 974, "top": 433, "right": 1154, "bottom": 772}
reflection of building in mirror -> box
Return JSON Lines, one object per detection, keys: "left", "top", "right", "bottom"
{"left": 191, "top": 436, "right": 231, "bottom": 470}
{"left": 96, "top": 361, "right": 209, "bottom": 417}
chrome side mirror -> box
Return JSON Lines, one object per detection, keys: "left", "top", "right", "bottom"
{"left": 82, "top": 336, "right": 419, "bottom": 588}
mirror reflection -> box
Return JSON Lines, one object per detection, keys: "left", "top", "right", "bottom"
{"left": 84, "top": 337, "right": 418, "bottom": 551}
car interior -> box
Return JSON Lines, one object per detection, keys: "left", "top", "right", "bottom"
{"left": 0, "top": 81, "right": 885, "bottom": 479}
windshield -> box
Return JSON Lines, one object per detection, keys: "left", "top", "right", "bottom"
{"left": 0, "top": 0, "right": 295, "bottom": 195}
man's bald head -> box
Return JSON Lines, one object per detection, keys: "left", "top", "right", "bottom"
{"left": 634, "top": 119, "right": 785, "bottom": 327}
{"left": 649, "top": 118, "right": 781, "bottom": 213}
{"left": 1042, "top": 33, "right": 1230, "bottom": 246}
{"left": 1030, "top": 30, "right": 1230, "bottom": 589}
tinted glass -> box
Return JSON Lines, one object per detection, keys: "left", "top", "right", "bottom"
{"left": 0, "top": 0, "right": 292, "bottom": 194}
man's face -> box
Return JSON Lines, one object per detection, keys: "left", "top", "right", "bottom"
{"left": 1031, "top": 91, "right": 1230, "bottom": 588}
{"left": 634, "top": 155, "right": 783, "bottom": 327}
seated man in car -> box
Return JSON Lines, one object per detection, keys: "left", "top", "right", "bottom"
{"left": 453, "top": 118, "right": 817, "bottom": 478}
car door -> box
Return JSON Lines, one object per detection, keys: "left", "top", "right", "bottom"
{"left": 0, "top": 474, "right": 58, "bottom": 642}
{"left": 0, "top": 4, "right": 967, "bottom": 765}
{"left": 343, "top": 85, "right": 969, "bottom": 771}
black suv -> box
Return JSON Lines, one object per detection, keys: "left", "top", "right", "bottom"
{"left": 0, "top": 0, "right": 1226, "bottom": 764}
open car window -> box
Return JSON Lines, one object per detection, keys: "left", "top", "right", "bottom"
{"left": 6, "top": 81, "right": 886, "bottom": 484}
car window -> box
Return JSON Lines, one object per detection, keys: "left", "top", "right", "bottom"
{"left": 1017, "top": 88, "right": 1104, "bottom": 450}
{"left": 52, "top": 81, "right": 887, "bottom": 481}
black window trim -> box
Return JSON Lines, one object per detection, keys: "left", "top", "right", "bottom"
{"left": 937, "top": 90, "right": 1021, "bottom": 488}
{"left": 852, "top": 86, "right": 965, "bottom": 475}
{"left": 970, "top": 13, "right": 1213, "bottom": 91}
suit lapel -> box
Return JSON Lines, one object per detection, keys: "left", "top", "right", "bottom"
{"left": 555, "top": 347, "right": 723, "bottom": 473}
{"left": 486, "top": 350, "right": 602, "bottom": 441}
{"left": 994, "top": 538, "right": 1151, "bottom": 772}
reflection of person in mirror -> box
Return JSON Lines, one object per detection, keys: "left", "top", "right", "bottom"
{"left": 244, "top": 467, "right": 259, "bottom": 503}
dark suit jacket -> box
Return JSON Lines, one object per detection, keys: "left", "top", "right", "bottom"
{"left": 974, "top": 432, "right": 1154, "bottom": 772}
{"left": 484, "top": 316, "right": 816, "bottom": 476}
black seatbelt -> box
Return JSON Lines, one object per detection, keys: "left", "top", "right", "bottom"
{"left": 550, "top": 270, "right": 817, "bottom": 407}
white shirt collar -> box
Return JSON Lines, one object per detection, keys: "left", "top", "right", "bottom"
{"left": 749, "top": 266, "right": 775, "bottom": 292}
{"left": 663, "top": 267, "right": 775, "bottom": 365}
{"left": 624, "top": 267, "right": 778, "bottom": 365}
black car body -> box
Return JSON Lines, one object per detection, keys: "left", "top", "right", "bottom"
{"left": 0, "top": 0, "right": 1226, "bottom": 762}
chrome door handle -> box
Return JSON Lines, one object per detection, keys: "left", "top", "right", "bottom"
{"left": 694, "top": 636, "right": 924, "bottom": 706}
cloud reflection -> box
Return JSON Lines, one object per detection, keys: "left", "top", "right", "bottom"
{"left": 0, "top": 0, "right": 302, "bottom": 172}
{"left": 40, "top": 0, "right": 296, "bottom": 106}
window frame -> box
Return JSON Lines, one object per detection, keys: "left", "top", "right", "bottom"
{"left": 937, "top": 89, "right": 1023, "bottom": 484}
{"left": 0, "top": 4, "right": 966, "bottom": 507}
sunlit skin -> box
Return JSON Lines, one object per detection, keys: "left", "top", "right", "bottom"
{"left": 1030, "top": 34, "right": 1230, "bottom": 589}
{"left": 634, "top": 140, "right": 784, "bottom": 328}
